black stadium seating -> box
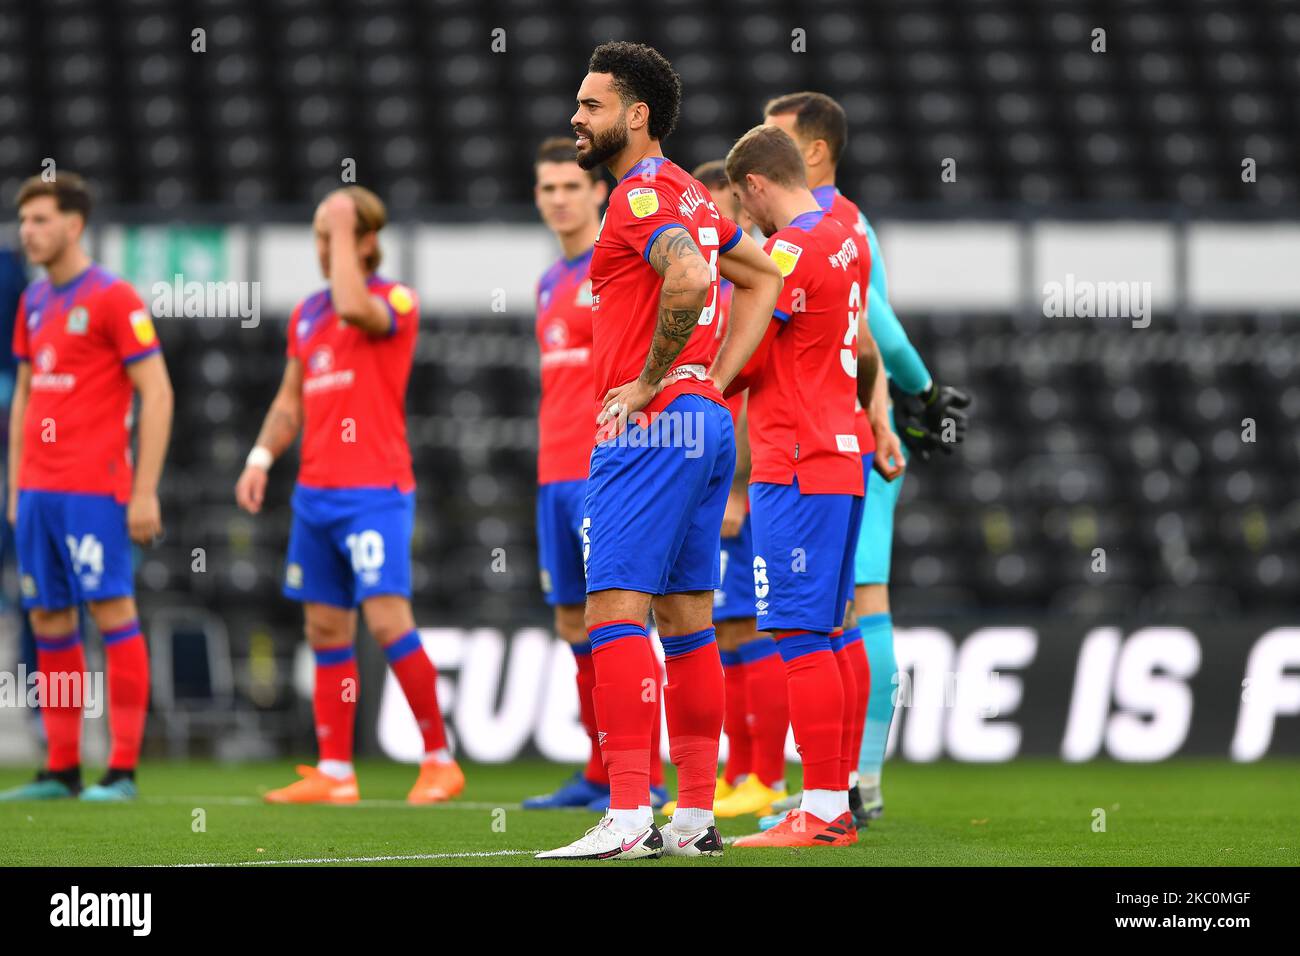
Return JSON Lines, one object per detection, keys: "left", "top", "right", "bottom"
{"left": 1, "top": 0, "right": 1296, "bottom": 211}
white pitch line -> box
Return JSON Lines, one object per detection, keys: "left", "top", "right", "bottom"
{"left": 140, "top": 795, "right": 525, "bottom": 811}
{"left": 166, "top": 849, "right": 536, "bottom": 867}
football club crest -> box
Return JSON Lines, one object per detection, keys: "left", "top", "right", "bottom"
{"left": 66, "top": 306, "right": 89, "bottom": 334}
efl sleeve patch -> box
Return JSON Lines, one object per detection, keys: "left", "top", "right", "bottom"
{"left": 387, "top": 284, "right": 415, "bottom": 315}
{"left": 129, "top": 309, "right": 158, "bottom": 346}
{"left": 769, "top": 239, "right": 803, "bottom": 278}
{"left": 626, "top": 187, "right": 660, "bottom": 218}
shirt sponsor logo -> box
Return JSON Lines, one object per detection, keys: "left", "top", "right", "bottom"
{"left": 302, "top": 369, "right": 355, "bottom": 395}
{"left": 627, "top": 187, "right": 659, "bottom": 219}
{"left": 542, "top": 321, "right": 568, "bottom": 348}
{"left": 308, "top": 346, "right": 334, "bottom": 373}
{"left": 540, "top": 347, "right": 590, "bottom": 369}
{"left": 31, "top": 344, "right": 75, "bottom": 391}
{"left": 770, "top": 239, "right": 803, "bottom": 277}
{"left": 66, "top": 306, "right": 89, "bottom": 334}
{"left": 35, "top": 344, "right": 56, "bottom": 373}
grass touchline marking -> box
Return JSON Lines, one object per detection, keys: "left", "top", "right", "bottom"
{"left": 165, "top": 849, "right": 537, "bottom": 867}
{"left": 140, "top": 796, "right": 525, "bottom": 811}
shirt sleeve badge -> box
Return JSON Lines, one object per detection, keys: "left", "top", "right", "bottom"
{"left": 627, "top": 187, "right": 660, "bottom": 219}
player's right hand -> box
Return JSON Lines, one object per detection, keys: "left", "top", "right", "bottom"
{"left": 235, "top": 466, "right": 268, "bottom": 514}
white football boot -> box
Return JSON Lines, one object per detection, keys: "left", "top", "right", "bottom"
{"left": 660, "top": 819, "right": 724, "bottom": 858}
{"left": 535, "top": 815, "right": 664, "bottom": 861}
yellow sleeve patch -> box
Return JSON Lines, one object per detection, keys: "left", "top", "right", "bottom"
{"left": 627, "top": 187, "right": 660, "bottom": 219}
{"left": 387, "top": 284, "right": 415, "bottom": 314}
{"left": 129, "top": 309, "right": 157, "bottom": 346}
{"left": 769, "top": 239, "right": 803, "bottom": 278}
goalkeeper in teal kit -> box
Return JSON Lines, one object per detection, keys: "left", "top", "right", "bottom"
{"left": 762, "top": 92, "right": 970, "bottom": 826}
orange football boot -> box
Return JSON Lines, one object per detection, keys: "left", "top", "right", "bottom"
{"left": 733, "top": 809, "right": 857, "bottom": 847}
{"left": 264, "top": 765, "right": 359, "bottom": 804}
{"left": 407, "top": 758, "right": 465, "bottom": 805}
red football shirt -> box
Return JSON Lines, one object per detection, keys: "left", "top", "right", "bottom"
{"left": 12, "top": 264, "right": 161, "bottom": 502}
{"left": 589, "top": 156, "right": 740, "bottom": 438}
{"left": 748, "top": 209, "right": 865, "bottom": 496}
{"left": 708, "top": 279, "right": 746, "bottom": 433}
{"left": 286, "top": 275, "right": 417, "bottom": 491}
{"left": 536, "top": 248, "right": 596, "bottom": 484}
{"left": 815, "top": 186, "right": 876, "bottom": 457}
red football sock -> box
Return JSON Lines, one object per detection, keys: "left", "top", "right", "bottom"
{"left": 721, "top": 652, "right": 752, "bottom": 784}
{"left": 35, "top": 630, "right": 86, "bottom": 772}
{"left": 102, "top": 621, "right": 150, "bottom": 770}
{"left": 571, "top": 642, "right": 608, "bottom": 786}
{"left": 741, "top": 639, "right": 789, "bottom": 786}
{"left": 312, "top": 644, "right": 358, "bottom": 763}
{"left": 831, "top": 631, "right": 858, "bottom": 789}
{"left": 590, "top": 620, "right": 656, "bottom": 810}
{"left": 777, "top": 632, "right": 843, "bottom": 792}
{"left": 844, "top": 630, "right": 871, "bottom": 777}
{"left": 661, "top": 629, "right": 724, "bottom": 811}
{"left": 649, "top": 652, "right": 666, "bottom": 789}
{"left": 384, "top": 630, "right": 448, "bottom": 755}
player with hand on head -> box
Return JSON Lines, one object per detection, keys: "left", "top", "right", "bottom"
{"left": 760, "top": 92, "right": 969, "bottom": 827}
{"left": 522, "top": 136, "right": 669, "bottom": 812}
{"left": 235, "top": 186, "right": 462, "bottom": 806}
{"left": 537, "top": 42, "right": 782, "bottom": 861}
{"left": 0, "top": 172, "right": 173, "bottom": 803}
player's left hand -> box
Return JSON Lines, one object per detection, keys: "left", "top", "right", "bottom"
{"left": 322, "top": 191, "right": 356, "bottom": 232}
{"left": 597, "top": 377, "right": 658, "bottom": 433}
{"left": 872, "top": 420, "right": 906, "bottom": 481}
{"left": 127, "top": 491, "right": 163, "bottom": 545}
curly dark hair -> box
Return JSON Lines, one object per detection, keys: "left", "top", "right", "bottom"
{"left": 588, "top": 41, "right": 682, "bottom": 142}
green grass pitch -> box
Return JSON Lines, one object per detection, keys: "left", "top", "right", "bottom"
{"left": 2, "top": 759, "right": 1296, "bottom": 866}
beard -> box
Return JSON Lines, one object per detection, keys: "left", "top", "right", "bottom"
{"left": 576, "top": 118, "right": 629, "bottom": 171}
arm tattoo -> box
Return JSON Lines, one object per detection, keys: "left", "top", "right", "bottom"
{"left": 642, "top": 227, "right": 711, "bottom": 385}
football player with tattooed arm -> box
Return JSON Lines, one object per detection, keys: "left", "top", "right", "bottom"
{"left": 537, "top": 41, "right": 782, "bottom": 861}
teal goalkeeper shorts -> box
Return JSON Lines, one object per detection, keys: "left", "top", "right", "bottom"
{"left": 854, "top": 409, "right": 907, "bottom": 585}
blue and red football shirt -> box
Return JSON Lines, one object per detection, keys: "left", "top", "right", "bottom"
{"left": 589, "top": 156, "right": 740, "bottom": 433}
{"left": 536, "top": 248, "right": 596, "bottom": 484}
{"left": 815, "top": 186, "right": 876, "bottom": 457}
{"left": 748, "top": 209, "right": 866, "bottom": 496}
{"left": 286, "top": 275, "right": 417, "bottom": 492}
{"left": 12, "top": 264, "right": 161, "bottom": 503}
